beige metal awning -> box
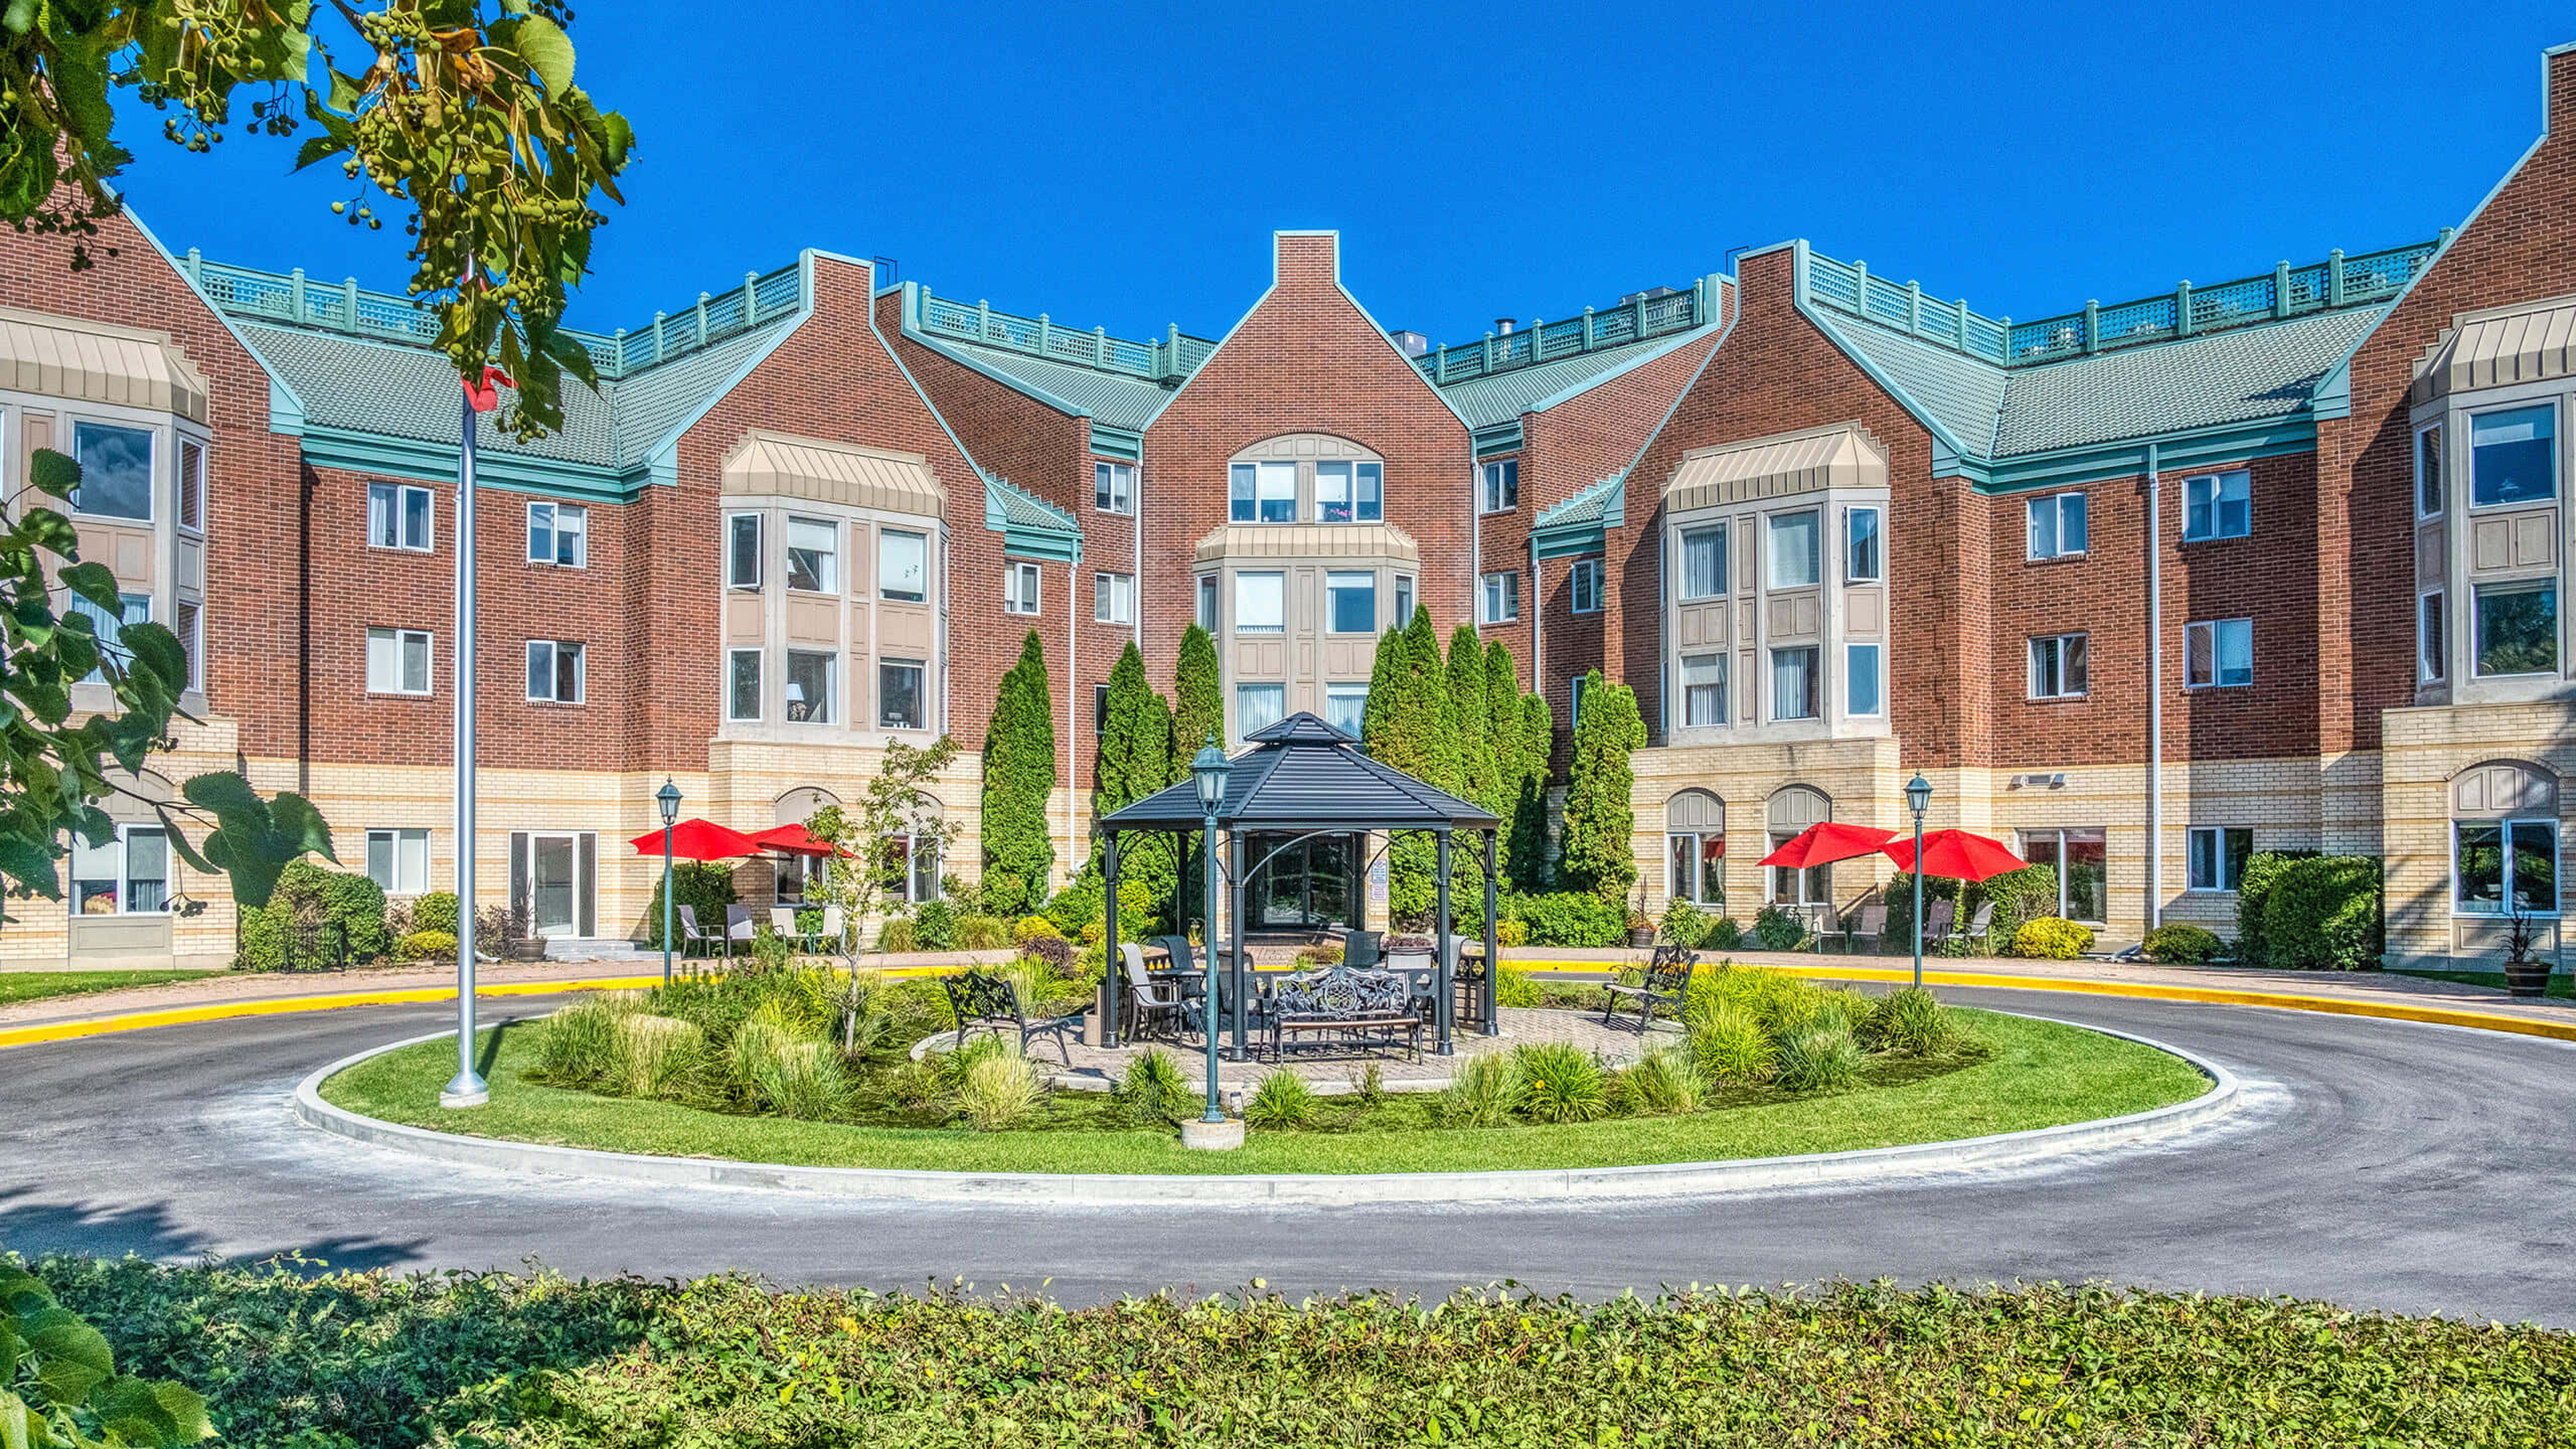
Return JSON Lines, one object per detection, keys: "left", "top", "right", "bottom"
{"left": 2412, "top": 294, "right": 2576, "bottom": 406}
{"left": 720, "top": 429, "right": 945, "bottom": 516}
{"left": 1193, "top": 523, "right": 1419, "bottom": 565}
{"left": 0, "top": 305, "right": 208, "bottom": 423}
{"left": 1664, "top": 421, "right": 1886, "bottom": 512}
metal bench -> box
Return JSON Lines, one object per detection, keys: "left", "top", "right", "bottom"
{"left": 1601, "top": 944, "right": 1697, "bottom": 1032}
{"left": 1265, "top": 965, "right": 1423, "bottom": 1063}
{"left": 941, "top": 969, "right": 1084, "bottom": 1065}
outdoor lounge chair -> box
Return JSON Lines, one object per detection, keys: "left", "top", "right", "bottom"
{"left": 1120, "top": 943, "right": 1187, "bottom": 1040}
{"left": 724, "top": 904, "right": 759, "bottom": 957}
{"left": 1920, "top": 898, "right": 1956, "bottom": 949}
{"left": 1340, "top": 928, "right": 1383, "bottom": 971}
{"left": 1958, "top": 900, "right": 1996, "bottom": 949}
{"left": 674, "top": 904, "right": 723, "bottom": 959}
{"left": 1849, "top": 904, "right": 1888, "bottom": 953}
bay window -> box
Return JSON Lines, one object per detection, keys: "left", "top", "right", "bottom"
{"left": 786, "top": 517, "right": 839, "bottom": 593}
{"left": 726, "top": 648, "right": 761, "bottom": 721}
{"left": 2420, "top": 592, "right": 2447, "bottom": 682}
{"left": 2416, "top": 423, "right": 2444, "bottom": 517}
{"left": 1845, "top": 642, "right": 1882, "bottom": 716}
{"left": 1314, "top": 460, "right": 1381, "bottom": 523}
{"left": 1680, "top": 652, "right": 1726, "bottom": 727}
{"left": 1230, "top": 460, "right": 1296, "bottom": 523}
{"left": 2470, "top": 404, "right": 2555, "bottom": 506}
{"left": 1844, "top": 506, "right": 1882, "bottom": 582}
{"left": 785, "top": 649, "right": 835, "bottom": 723}
{"left": 1324, "top": 683, "right": 1367, "bottom": 735}
{"left": 1235, "top": 572, "right": 1285, "bottom": 635}
{"left": 1680, "top": 525, "right": 1726, "bottom": 599}
{"left": 726, "top": 513, "right": 762, "bottom": 590}
{"left": 1326, "top": 571, "right": 1376, "bottom": 633}
{"left": 1236, "top": 682, "right": 1285, "bottom": 734}
{"left": 879, "top": 529, "right": 927, "bottom": 602}
{"left": 1770, "top": 645, "right": 1819, "bottom": 721}
{"left": 2473, "top": 580, "right": 2557, "bottom": 677}
{"left": 879, "top": 658, "right": 924, "bottom": 730}
{"left": 70, "top": 421, "right": 153, "bottom": 521}
{"left": 1767, "top": 510, "right": 1820, "bottom": 588}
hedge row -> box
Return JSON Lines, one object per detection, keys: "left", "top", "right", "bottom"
{"left": 26, "top": 1257, "right": 2572, "bottom": 1447}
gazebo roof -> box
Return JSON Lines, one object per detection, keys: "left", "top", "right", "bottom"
{"left": 1102, "top": 712, "right": 1501, "bottom": 833}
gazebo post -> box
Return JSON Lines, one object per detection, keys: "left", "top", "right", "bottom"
{"left": 1483, "top": 828, "right": 1500, "bottom": 1034}
{"left": 1350, "top": 833, "right": 1366, "bottom": 932}
{"left": 1435, "top": 829, "right": 1454, "bottom": 1056}
{"left": 1102, "top": 830, "right": 1121, "bottom": 1046}
{"left": 1228, "top": 828, "right": 1248, "bottom": 1061}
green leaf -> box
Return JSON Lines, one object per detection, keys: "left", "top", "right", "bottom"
{"left": 57, "top": 561, "right": 121, "bottom": 614}
{"left": 177, "top": 771, "right": 260, "bottom": 817}
{"left": 512, "top": 13, "right": 577, "bottom": 95}
{"left": 25, "top": 449, "right": 77, "bottom": 499}
{"left": 0, "top": 833, "right": 60, "bottom": 898}
{"left": 266, "top": 792, "right": 338, "bottom": 861}
{"left": 21, "top": 1307, "right": 112, "bottom": 1404}
{"left": 290, "top": 134, "right": 344, "bottom": 172}
{"left": 0, "top": 1389, "right": 50, "bottom": 1449}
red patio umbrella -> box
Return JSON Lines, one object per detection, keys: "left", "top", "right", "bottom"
{"left": 747, "top": 822, "right": 848, "bottom": 857}
{"left": 627, "top": 818, "right": 763, "bottom": 861}
{"left": 1757, "top": 820, "right": 1899, "bottom": 869}
{"left": 1882, "top": 828, "right": 2027, "bottom": 881}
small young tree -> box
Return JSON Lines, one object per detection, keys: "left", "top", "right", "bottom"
{"left": 1442, "top": 625, "right": 1493, "bottom": 908}
{"left": 980, "top": 632, "right": 1057, "bottom": 916}
{"left": 1506, "top": 691, "right": 1556, "bottom": 892}
{"left": 1558, "top": 670, "right": 1644, "bottom": 901}
{"left": 1483, "top": 639, "right": 1526, "bottom": 885}
{"left": 809, "top": 735, "right": 960, "bottom": 1048}
{"left": 1364, "top": 607, "right": 1459, "bottom": 926}
{"left": 1171, "top": 623, "right": 1226, "bottom": 759}
{"left": 1095, "top": 641, "right": 1177, "bottom": 924}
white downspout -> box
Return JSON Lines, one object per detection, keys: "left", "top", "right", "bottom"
{"left": 2146, "top": 442, "right": 2164, "bottom": 933}
{"left": 1529, "top": 538, "right": 1544, "bottom": 698}
{"left": 1067, "top": 559, "right": 1079, "bottom": 892}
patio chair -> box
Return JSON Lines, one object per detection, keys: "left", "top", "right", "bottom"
{"left": 1152, "top": 934, "right": 1198, "bottom": 976}
{"left": 724, "top": 904, "right": 759, "bottom": 959}
{"left": 1960, "top": 900, "right": 1996, "bottom": 950}
{"left": 1342, "top": 928, "right": 1383, "bottom": 971}
{"left": 816, "top": 905, "right": 847, "bottom": 957}
{"left": 1120, "top": 943, "right": 1187, "bottom": 1040}
{"left": 1849, "top": 904, "right": 1888, "bottom": 954}
{"left": 769, "top": 906, "right": 800, "bottom": 949}
{"left": 1920, "top": 897, "right": 1956, "bottom": 949}
{"left": 674, "top": 903, "right": 723, "bottom": 959}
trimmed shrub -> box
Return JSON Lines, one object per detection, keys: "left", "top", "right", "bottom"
{"left": 1967, "top": 864, "right": 2059, "bottom": 949}
{"left": 913, "top": 899, "right": 957, "bottom": 951}
{"left": 1660, "top": 900, "right": 1713, "bottom": 950}
{"left": 2143, "top": 922, "right": 2226, "bottom": 965}
{"left": 1494, "top": 918, "right": 1529, "bottom": 948}
{"left": 641, "top": 861, "right": 736, "bottom": 951}
{"left": 1114, "top": 1046, "right": 1189, "bottom": 1126}
{"left": 1440, "top": 1051, "right": 1522, "bottom": 1128}
{"left": 1704, "top": 915, "right": 1745, "bottom": 951}
{"left": 2010, "top": 916, "right": 2094, "bottom": 960}
{"left": 1511, "top": 1041, "right": 1609, "bottom": 1124}
{"left": 981, "top": 631, "right": 1057, "bottom": 916}
{"left": 955, "top": 913, "right": 1012, "bottom": 951}
{"left": 1618, "top": 1043, "right": 1704, "bottom": 1116}
{"left": 1750, "top": 904, "right": 1811, "bottom": 952}
{"left": 1244, "top": 1069, "right": 1316, "bottom": 1129}
{"left": 953, "top": 1049, "right": 1042, "bottom": 1131}
{"left": 1690, "top": 1006, "right": 1776, "bottom": 1084}
{"left": 1495, "top": 964, "right": 1541, "bottom": 1008}
{"left": 612, "top": 1014, "right": 705, "bottom": 1099}
{"left": 1858, "top": 986, "right": 1956, "bottom": 1055}
{"left": 1558, "top": 671, "right": 1645, "bottom": 901}
{"left": 237, "top": 861, "right": 392, "bottom": 970}
{"left": 877, "top": 917, "right": 918, "bottom": 954}
{"left": 1020, "top": 933, "right": 1077, "bottom": 978}
{"left": 2259, "top": 855, "right": 2383, "bottom": 971}
{"left": 2235, "top": 849, "right": 2319, "bottom": 967}
{"left": 394, "top": 929, "right": 457, "bottom": 963}
{"left": 1774, "top": 1024, "right": 1866, "bottom": 1093}
{"left": 1503, "top": 891, "right": 1625, "bottom": 948}
{"left": 1013, "top": 915, "right": 1064, "bottom": 945}
{"left": 1293, "top": 942, "right": 1345, "bottom": 967}
{"left": 411, "top": 890, "right": 462, "bottom": 936}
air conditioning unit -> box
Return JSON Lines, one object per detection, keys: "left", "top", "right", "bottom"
{"left": 2007, "top": 772, "right": 2067, "bottom": 790}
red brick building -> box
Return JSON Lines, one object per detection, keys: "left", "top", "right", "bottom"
{"left": 6, "top": 42, "right": 2575, "bottom": 969}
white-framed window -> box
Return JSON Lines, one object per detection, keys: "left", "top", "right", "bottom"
{"left": 1093, "top": 571, "right": 1133, "bottom": 625}
{"left": 1236, "top": 682, "right": 1286, "bottom": 734}
{"left": 1845, "top": 506, "right": 1883, "bottom": 583}
{"left": 879, "top": 658, "right": 924, "bottom": 730}
{"left": 2416, "top": 423, "right": 2444, "bottom": 518}
{"left": 2185, "top": 618, "right": 2253, "bottom": 688}
{"left": 1230, "top": 460, "right": 1296, "bottom": 523}
{"left": 70, "top": 420, "right": 154, "bottom": 521}
{"left": 879, "top": 528, "right": 926, "bottom": 603}
{"left": 2183, "top": 470, "right": 2251, "bottom": 541}
{"left": 174, "top": 600, "right": 201, "bottom": 693}
{"left": 1393, "top": 574, "right": 1413, "bottom": 626}
{"left": 2455, "top": 818, "right": 2559, "bottom": 915}
{"left": 1324, "top": 682, "right": 1367, "bottom": 735}
{"left": 1568, "top": 558, "right": 1603, "bottom": 614}
{"left": 1679, "top": 525, "right": 1726, "bottom": 600}
{"left": 526, "top": 639, "right": 585, "bottom": 703}
{"left": 2470, "top": 403, "right": 2556, "bottom": 507}
{"left": 527, "top": 501, "right": 587, "bottom": 567}
{"left": 69, "top": 824, "right": 170, "bottom": 915}
{"left": 1770, "top": 645, "right": 1819, "bottom": 720}
{"left": 1480, "top": 459, "right": 1517, "bottom": 513}
{"left": 2026, "top": 490, "right": 2087, "bottom": 559}
{"left": 1767, "top": 510, "right": 1820, "bottom": 588}
{"left": 366, "top": 828, "right": 431, "bottom": 895}
{"left": 888, "top": 833, "right": 941, "bottom": 904}
{"left": 1845, "top": 642, "right": 1882, "bottom": 716}
{"left": 1004, "top": 561, "right": 1043, "bottom": 616}
{"left": 1195, "top": 573, "right": 1219, "bottom": 631}
{"left": 726, "top": 513, "right": 762, "bottom": 590}
{"left": 726, "top": 648, "right": 761, "bottom": 721}
{"left": 366, "top": 627, "right": 432, "bottom": 695}
{"left": 66, "top": 592, "right": 148, "bottom": 682}
{"left": 177, "top": 437, "right": 206, "bottom": 532}
{"left": 2420, "top": 591, "right": 2447, "bottom": 683}
{"left": 2186, "top": 826, "right": 2253, "bottom": 892}
{"left": 1569, "top": 674, "right": 1587, "bottom": 731}
{"left": 2473, "top": 580, "right": 2558, "bottom": 677}
{"left": 368, "top": 481, "right": 433, "bottom": 552}
{"left": 785, "top": 649, "right": 836, "bottom": 723}
{"left": 1235, "top": 572, "right": 1285, "bottom": 635}
{"left": 2017, "top": 827, "right": 2108, "bottom": 922}
{"left": 1316, "top": 460, "right": 1383, "bottom": 523}
{"left": 1326, "top": 571, "right": 1377, "bottom": 634}
{"left": 1094, "top": 460, "right": 1134, "bottom": 515}
{"left": 786, "top": 517, "right": 839, "bottom": 593}
{"left": 2029, "top": 633, "right": 2087, "bottom": 699}
{"left": 1480, "top": 570, "right": 1519, "bottom": 624}
{"left": 1680, "top": 651, "right": 1726, "bottom": 727}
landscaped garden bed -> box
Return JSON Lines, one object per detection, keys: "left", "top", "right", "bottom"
{"left": 317, "top": 963, "right": 2209, "bottom": 1175}
{"left": 17, "top": 1255, "right": 2573, "bottom": 1447}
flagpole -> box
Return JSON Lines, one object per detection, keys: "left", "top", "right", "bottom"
{"left": 441, "top": 261, "right": 489, "bottom": 1109}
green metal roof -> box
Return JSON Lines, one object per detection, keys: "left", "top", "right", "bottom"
{"left": 984, "top": 475, "right": 1083, "bottom": 561}
{"left": 1805, "top": 317, "right": 2008, "bottom": 455}
{"left": 1436, "top": 324, "right": 1719, "bottom": 429}
{"left": 915, "top": 335, "right": 1175, "bottom": 432}
{"left": 1991, "top": 307, "right": 2386, "bottom": 455}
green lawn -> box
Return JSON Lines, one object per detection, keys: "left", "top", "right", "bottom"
{"left": 323, "top": 1009, "right": 2208, "bottom": 1175}
{"left": 0, "top": 968, "right": 215, "bottom": 1007}
{"left": 2390, "top": 967, "right": 2575, "bottom": 1000}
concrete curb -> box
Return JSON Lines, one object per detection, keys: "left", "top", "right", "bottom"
{"left": 291, "top": 1014, "right": 2241, "bottom": 1207}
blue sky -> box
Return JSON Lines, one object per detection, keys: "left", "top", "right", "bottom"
{"left": 115, "top": 1, "right": 2575, "bottom": 350}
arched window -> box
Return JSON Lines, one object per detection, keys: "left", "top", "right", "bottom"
{"left": 1665, "top": 790, "right": 1725, "bottom": 906}
{"left": 1766, "top": 786, "right": 1833, "bottom": 906}
{"left": 2451, "top": 761, "right": 2559, "bottom": 916}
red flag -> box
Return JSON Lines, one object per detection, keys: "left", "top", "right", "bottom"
{"left": 465, "top": 366, "right": 513, "bottom": 413}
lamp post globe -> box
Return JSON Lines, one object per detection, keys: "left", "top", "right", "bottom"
{"left": 657, "top": 777, "right": 682, "bottom": 986}
{"left": 1905, "top": 771, "right": 1931, "bottom": 989}
{"left": 1189, "top": 733, "right": 1230, "bottom": 1124}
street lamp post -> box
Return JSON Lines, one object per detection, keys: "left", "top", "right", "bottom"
{"left": 656, "top": 778, "right": 682, "bottom": 986}
{"left": 439, "top": 345, "right": 487, "bottom": 1111}
{"left": 1905, "top": 771, "right": 1933, "bottom": 989}
{"left": 1189, "top": 733, "right": 1232, "bottom": 1126}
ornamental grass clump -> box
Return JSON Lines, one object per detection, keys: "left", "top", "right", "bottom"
{"left": 951, "top": 1049, "right": 1043, "bottom": 1131}
{"left": 728, "top": 1006, "right": 849, "bottom": 1120}
{"left": 1688, "top": 1004, "right": 1776, "bottom": 1085}
{"left": 1859, "top": 985, "right": 1958, "bottom": 1056}
{"left": 611, "top": 1014, "right": 705, "bottom": 1099}
{"left": 1774, "top": 1024, "right": 1867, "bottom": 1094}
{"left": 1114, "top": 1047, "right": 1190, "bottom": 1126}
{"left": 534, "top": 998, "right": 622, "bottom": 1087}
{"left": 1512, "top": 1041, "right": 1609, "bottom": 1124}
{"left": 1245, "top": 1068, "right": 1316, "bottom": 1128}
{"left": 1440, "top": 1051, "right": 1522, "bottom": 1128}
{"left": 1617, "top": 1042, "right": 1705, "bottom": 1116}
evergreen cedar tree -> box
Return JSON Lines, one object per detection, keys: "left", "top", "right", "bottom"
{"left": 1507, "top": 690, "right": 1556, "bottom": 894}
{"left": 980, "top": 631, "right": 1057, "bottom": 917}
{"left": 1444, "top": 625, "right": 1495, "bottom": 906}
{"left": 1558, "top": 669, "right": 1644, "bottom": 902}
{"left": 1094, "top": 641, "right": 1178, "bottom": 921}
{"left": 1172, "top": 624, "right": 1225, "bottom": 756}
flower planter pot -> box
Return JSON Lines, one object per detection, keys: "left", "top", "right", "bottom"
{"left": 1626, "top": 928, "right": 1655, "bottom": 948}
{"left": 2503, "top": 959, "right": 2553, "bottom": 998}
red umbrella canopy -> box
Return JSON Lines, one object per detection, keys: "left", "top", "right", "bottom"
{"left": 629, "top": 818, "right": 763, "bottom": 861}
{"left": 1756, "top": 821, "right": 1898, "bottom": 869}
{"left": 748, "top": 822, "right": 847, "bottom": 857}
{"left": 1884, "top": 828, "right": 2028, "bottom": 881}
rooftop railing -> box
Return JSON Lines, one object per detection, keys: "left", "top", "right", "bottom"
{"left": 906, "top": 281, "right": 1214, "bottom": 384}
{"left": 1803, "top": 234, "right": 2449, "bottom": 367}
{"left": 1414, "top": 276, "right": 1721, "bottom": 386}
{"left": 181, "top": 251, "right": 805, "bottom": 380}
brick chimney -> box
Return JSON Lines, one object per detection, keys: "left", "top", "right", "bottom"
{"left": 1274, "top": 231, "right": 1338, "bottom": 290}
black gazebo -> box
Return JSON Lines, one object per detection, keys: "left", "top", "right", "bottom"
{"left": 1099, "top": 712, "right": 1504, "bottom": 1057}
